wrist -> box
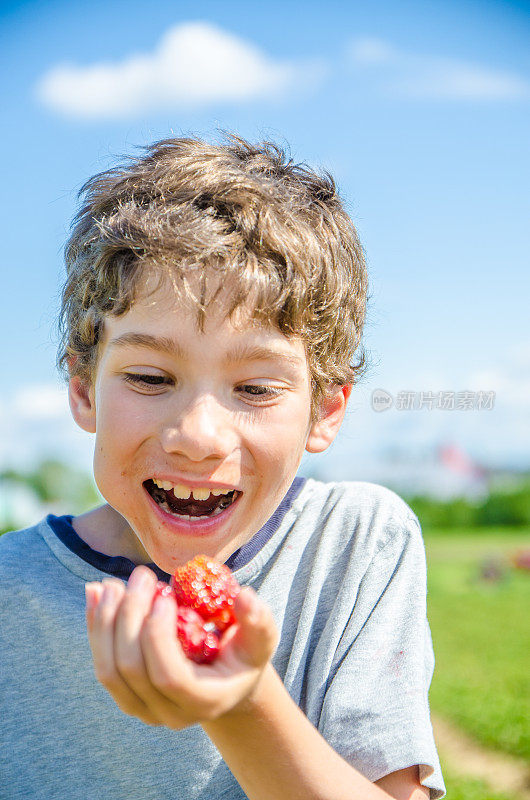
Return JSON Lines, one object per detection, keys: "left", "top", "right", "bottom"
{"left": 218, "top": 662, "right": 278, "bottom": 723}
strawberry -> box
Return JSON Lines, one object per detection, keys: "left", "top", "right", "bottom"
{"left": 154, "top": 581, "right": 221, "bottom": 664}
{"left": 154, "top": 580, "right": 175, "bottom": 599}
{"left": 171, "top": 554, "right": 241, "bottom": 632}
{"left": 176, "top": 606, "right": 220, "bottom": 664}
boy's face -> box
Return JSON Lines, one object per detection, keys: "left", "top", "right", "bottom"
{"left": 70, "top": 273, "right": 349, "bottom": 571}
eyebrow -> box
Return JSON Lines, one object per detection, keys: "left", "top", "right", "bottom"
{"left": 107, "top": 332, "right": 305, "bottom": 368}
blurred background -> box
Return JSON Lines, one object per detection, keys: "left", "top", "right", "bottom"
{"left": 1, "top": 1, "right": 529, "bottom": 796}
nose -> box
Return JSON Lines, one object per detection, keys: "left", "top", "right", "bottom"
{"left": 160, "top": 394, "right": 237, "bottom": 462}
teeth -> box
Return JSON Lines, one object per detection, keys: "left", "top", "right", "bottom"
{"left": 173, "top": 484, "right": 192, "bottom": 500}
{"left": 152, "top": 479, "right": 191, "bottom": 499}
{"left": 191, "top": 488, "right": 210, "bottom": 501}
{"left": 152, "top": 478, "right": 235, "bottom": 500}
{"left": 154, "top": 494, "right": 235, "bottom": 520}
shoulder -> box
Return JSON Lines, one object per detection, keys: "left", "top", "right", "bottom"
{"left": 301, "top": 478, "right": 420, "bottom": 528}
{"left": 299, "top": 478, "right": 423, "bottom": 553}
{"left": 0, "top": 520, "right": 51, "bottom": 582}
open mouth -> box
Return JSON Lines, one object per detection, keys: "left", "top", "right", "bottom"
{"left": 143, "top": 479, "right": 241, "bottom": 520}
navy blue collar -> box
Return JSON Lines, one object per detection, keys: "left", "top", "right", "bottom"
{"left": 47, "top": 477, "right": 306, "bottom": 580}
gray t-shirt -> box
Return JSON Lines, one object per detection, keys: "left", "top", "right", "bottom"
{"left": 0, "top": 479, "right": 445, "bottom": 799}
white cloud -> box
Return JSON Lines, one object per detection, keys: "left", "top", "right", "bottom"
{"left": 397, "top": 58, "right": 530, "bottom": 101}
{"left": 467, "top": 368, "right": 530, "bottom": 411}
{"left": 349, "top": 36, "right": 530, "bottom": 101}
{"left": 508, "top": 341, "right": 530, "bottom": 370}
{"left": 36, "top": 21, "right": 323, "bottom": 119}
{"left": 463, "top": 343, "right": 530, "bottom": 453}
{"left": 15, "top": 384, "right": 70, "bottom": 420}
{"left": 1, "top": 383, "right": 94, "bottom": 472}
{"left": 349, "top": 37, "right": 395, "bottom": 65}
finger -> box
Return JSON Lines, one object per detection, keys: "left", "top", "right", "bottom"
{"left": 113, "top": 567, "right": 188, "bottom": 726}
{"left": 140, "top": 594, "right": 207, "bottom": 721}
{"left": 89, "top": 578, "right": 126, "bottom": 676}
{"left": 85, "top": 582, "right": 104, "bottom": 628}
{"left": 230, "top": 588, "right": 279, "bottom": 667}
{"left": 114, "top": 566, "right": 158, "bottom": 684}
{"left": 88, "top": 578, "right": 160, "bottom": 726}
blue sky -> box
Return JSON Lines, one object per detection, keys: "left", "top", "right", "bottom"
{"left": 1, "top": 0, "right": 529, "bottom": 479}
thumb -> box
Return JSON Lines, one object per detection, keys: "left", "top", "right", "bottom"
{"left": 230, "top": 588, "right": 278, "bottom": 667}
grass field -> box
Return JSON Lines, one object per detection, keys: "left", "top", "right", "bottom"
{"left": 441, "top": 769, "right": 516, "bottom": 800}
{"left": 424, "top": 526, "right": 530, "bottom": 765}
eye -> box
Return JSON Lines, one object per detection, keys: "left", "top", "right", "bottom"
{"left": 236, "top": 384, "right": 284, "bottom": 402}
{"left": 123, "top": 373, "right": 173, "bottom": 392}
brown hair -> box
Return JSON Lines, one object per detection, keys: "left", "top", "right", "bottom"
{"left": 57, "top": 132, "right": 369, "bottom": 420}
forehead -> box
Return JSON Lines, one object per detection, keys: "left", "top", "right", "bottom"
{"left": 126, "top": 268, "right": 262, "bottom": 328}
{"left": 98, "top": 269, "right": 308, "bottom": 367}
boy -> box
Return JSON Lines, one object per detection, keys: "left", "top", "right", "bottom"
{"left": 0, "top": 134, "right": 445, "bottom": 799}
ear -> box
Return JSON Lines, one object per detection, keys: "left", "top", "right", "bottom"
{"left": 305, "top": 384, "right": 352, "bottom": 454}
{"left": 68, "top": 375, "right": 96, "bottom": 434}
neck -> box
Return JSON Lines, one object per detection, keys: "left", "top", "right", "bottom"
{"left": 72, "top": 504, "right": 150, "bottom": 564}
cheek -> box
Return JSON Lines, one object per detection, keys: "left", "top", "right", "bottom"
{"left": 93, "top": 390, "right": 144, "bottom": 475}
{"left": 96, "top": 386, "right": 151, "bottom": 442}
{"left": 251, "top": 420, "right": 308, "bottom": 475}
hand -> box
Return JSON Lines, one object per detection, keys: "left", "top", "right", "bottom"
{"left": 85, "top": 566, "right": 279, "bottom": 729}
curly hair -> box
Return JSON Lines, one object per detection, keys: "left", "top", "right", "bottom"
{"left": 57, "top": 132, "right": 369, "bottom": 420}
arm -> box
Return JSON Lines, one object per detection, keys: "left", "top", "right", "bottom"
{"left": 203, "top": 663, "right": 429, "bottom": 800}
{"left": 375, "top": 768, "right": 430, "bottom": 800}
{"left": 202, "top": 512, "right": 439, "bottom": 800}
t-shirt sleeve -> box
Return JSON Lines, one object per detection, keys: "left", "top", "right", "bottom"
{"left": 317, "top": 514, "right": 446, "bottom": 799}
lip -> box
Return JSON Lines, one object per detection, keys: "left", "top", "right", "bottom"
{"left": 143, "top": 482, "right": 242, "bottom": 537}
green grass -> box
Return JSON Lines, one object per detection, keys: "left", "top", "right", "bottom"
{"left": 424, "top": 526, "right": 530, "bottom": 763}
{"left": 440, "top": 768, "right": 517, "bottom": 800}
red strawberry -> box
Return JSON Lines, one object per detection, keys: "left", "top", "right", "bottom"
{"left": 153, "top": 581, "right": 221, "bottom": 664}
{"left": 176, "top": 606, "right": 220, "bottom": 664}
{"left": 154, "top": 580, "right": 175, "bottom": 599}
{"left": 171, "top": 555, "right": 241, "bottom": 632}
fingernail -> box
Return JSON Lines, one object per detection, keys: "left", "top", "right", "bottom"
{"left": 128, "top": 568, "right": 153, "bottom": 591}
